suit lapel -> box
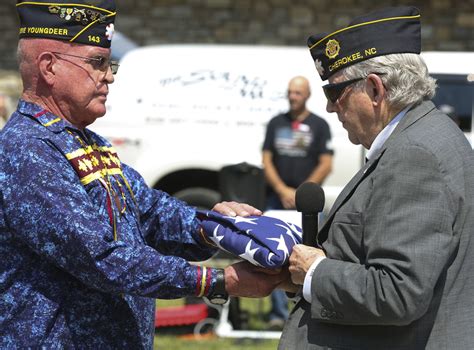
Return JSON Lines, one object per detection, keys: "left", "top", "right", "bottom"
{"left": 316, "top": 101, "right": 436, "bottom": 247}
{"left": 317, "top": 154, "right": 381, "bottom": 246}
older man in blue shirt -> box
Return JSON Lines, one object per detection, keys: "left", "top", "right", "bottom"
{"left": 0, "top": 1, "right": 288, "bottom": 348}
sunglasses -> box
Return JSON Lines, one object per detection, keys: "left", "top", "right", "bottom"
{"left": 322, "top": 77, "right": 364, "bottom": 104}
{"left": 51, "top": 52, "right": 119, "bottom": 75}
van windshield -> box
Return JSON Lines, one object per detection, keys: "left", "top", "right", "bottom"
{"left": 431, "top": 74, "right": 474, "bottom": 132}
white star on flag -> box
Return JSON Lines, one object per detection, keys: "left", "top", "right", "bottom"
{"left": 210, "top": 224, "right": 225, "bottom": 248}
{"left": 276, "top": 224, "right": 300, "bottom": 245}
{"left": 286, "top": 222, "right": 303, "bottom": 240}
{"left": 239, "top": 240, "right": 262, "bottom": 267}
{"left": 267, "top": 234, "right": 289, "bottom": 260}
{"left": 266, "top": 252, "right": 275, "bottom": 265}
{"left": 231, "top": 216, "right": 258, "bottom": 225}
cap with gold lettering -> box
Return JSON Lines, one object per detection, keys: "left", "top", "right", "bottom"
{"left": 307, "top": 6, "right": 421, "bottom": 81}
{"left": 16, "top": 0, "right": 117, "bottom": 48}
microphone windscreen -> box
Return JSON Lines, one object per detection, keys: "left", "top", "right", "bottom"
{"left": 295, "top": 182, "right": 325, "bottom": 213}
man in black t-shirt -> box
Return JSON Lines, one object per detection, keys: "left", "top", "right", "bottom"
{"left": 263, "top": 76, "right": 334, "bottom": 210}
{"left": 262, "top": 76, "right": 334, "bottom": 328}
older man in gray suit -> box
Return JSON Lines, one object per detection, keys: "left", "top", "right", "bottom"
{"left": 279, "top": 6, "right": 474, "bottom": 350}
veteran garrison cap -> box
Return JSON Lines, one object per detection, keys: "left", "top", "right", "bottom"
{"left": 16, "top": 0, "right": 117, "bottom": 48}
{"left": 308, "top": 6, "right": 421, "bottom": 80}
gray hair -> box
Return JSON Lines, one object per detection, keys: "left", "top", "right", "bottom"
{"left": 342, "top": 53, "right": 437, "bottom": 109}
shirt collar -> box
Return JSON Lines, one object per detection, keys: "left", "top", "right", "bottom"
{"left": 366, "top": 105, "right": 411, "bottom": 161}
{"left": 18, "top": 99, "right": 74, "bottom": 133}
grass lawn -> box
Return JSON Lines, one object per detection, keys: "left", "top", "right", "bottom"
{"left": 153, "top": 335, "right": 279, "bottom": 350}
{"left": 153, "top": 296, "right": 281, "bottom": 350}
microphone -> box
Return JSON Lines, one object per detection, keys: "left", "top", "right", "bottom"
{"left": 295, "top": 182, "right": 325, "bottom": 247}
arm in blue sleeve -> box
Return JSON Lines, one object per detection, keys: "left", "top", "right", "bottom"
{"left": 2, "top": 138, "right": 215, "bottom": 299}
{"left": 121, "top": 164, "right": 217, "bottom": 261}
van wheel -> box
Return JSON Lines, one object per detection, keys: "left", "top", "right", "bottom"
{"left": 174, "top": 187, "right": 221, "bottom": 210}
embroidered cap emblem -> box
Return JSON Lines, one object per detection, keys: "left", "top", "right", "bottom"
{"left": 325, "top": 39, "right": 340, "bottom": 59}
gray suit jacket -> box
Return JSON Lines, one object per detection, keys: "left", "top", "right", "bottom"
{"left": 279, "top": 101, "right": 474, "bottom": 349}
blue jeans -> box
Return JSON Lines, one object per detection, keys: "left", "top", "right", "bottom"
{"left": 266, "top": 193, "right": 289, "bottom": 320}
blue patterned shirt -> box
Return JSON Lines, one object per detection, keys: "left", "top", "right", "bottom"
{"left": 0, "top": 100, "right": 218, "bottom": 348}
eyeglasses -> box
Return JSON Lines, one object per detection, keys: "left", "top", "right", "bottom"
{"left": 322, "top": 77, "right": 364, "bottom": 104}
{"left": 322, "top": 73, "right": 386, "bottom": 104}
{"left": 51, "top": 52, "right": 119, "bottom": 75}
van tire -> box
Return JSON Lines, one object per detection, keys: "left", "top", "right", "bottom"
{"left": 173, "top": 187, "right": 221, "bottom": 209}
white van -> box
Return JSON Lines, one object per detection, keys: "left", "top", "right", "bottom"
{"left": 92, "top": 45, "right": 474, "bottom": 211}
{"left": 421, "top": 51, "right": 474, "bottom": 141}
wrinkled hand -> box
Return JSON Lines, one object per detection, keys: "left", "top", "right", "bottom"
{"left": 212, "top": 201, "right": 262, "bottom": 217}
{"left": 224, "top": 261, "right": 289, "bottom": 298}
{"left": 278, "top": 186, "right": 296, "bottom": 209}
{"left": 289, "top": 245, "right": 326, "bottom": 285}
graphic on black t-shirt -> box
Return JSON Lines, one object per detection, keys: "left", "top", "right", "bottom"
{"left": 274, "top": 122, "right": 314, "bottom": 157}
{"left": 263, "top": 112, "right": 333, "bottom": 188}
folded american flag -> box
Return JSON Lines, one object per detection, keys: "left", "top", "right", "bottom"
{"left": 197, "top": 210, "right": 302, "bottom": 268}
